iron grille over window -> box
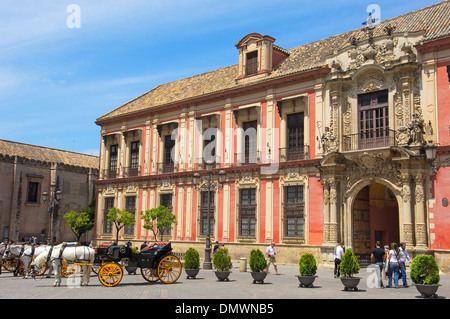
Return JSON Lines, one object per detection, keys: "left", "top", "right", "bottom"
{"left": 129, "top": 141, "right": 139, "bottom": 176}
{"left": 358, "top": 90, "right": 389, "bottom": 149}
{"left": 239, "top": 188, "right": 256, "bottom": 237}
{"left": 164, "top": 135, "right": 175, "bottom": 173}
{"left": 286, "top": 112, "right": 305, "bottom": 160}
{"left": 243, "top": 120, "right": 257, "bottom": 164}
{"left": 200, "top": 191, "right": 215, "bottom": 236}
{"left": 27, "top": 182, "right": 39, "bottom": 203}
{"left": 104, "top": 197, "right": 114, "bottom": 234}
{"left": 125, "top": 196, "right": 136, "bottom": 235}
{"left": 160, "top": 194, "right": 173, "bottom": 235}
{"left": 246, "top": 51, "right": 258, "bottom": 76}
{"left": 284, "top": 186, "right": 304, "bottom": 237}
{"left": 109, "top": 145, "right": 118, "bottom": 178}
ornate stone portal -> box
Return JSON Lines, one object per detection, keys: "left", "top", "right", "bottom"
{"left": 319, "top": 147, "right": 429, "bottom": 250}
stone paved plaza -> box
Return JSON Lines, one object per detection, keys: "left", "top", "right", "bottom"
{"left": 0, "top": 263, "right": 448, "bottom": 300}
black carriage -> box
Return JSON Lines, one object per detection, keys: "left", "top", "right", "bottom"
{"left": 96, "top": 242, "right": 182, "bottom": 287}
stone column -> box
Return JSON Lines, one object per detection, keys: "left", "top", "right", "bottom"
{"left": 400, "top": 174, "right": 414, "bottom": 246}
{"left": 414, "top": 173, "right": 428, "bottom": 247}
{"left": 329, "top": 178, "right": 338, "bottom": 244}
{"left": 322, "top": 180, "right": 330, "bottom": 244}
{"left": 151, "top": 119, "right": 159, "bottom": 173}
{"left": 144, "top": 120, "right": 152, "bottom": 175}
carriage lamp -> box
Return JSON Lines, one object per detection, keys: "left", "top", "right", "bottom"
{"left": 425, "top": 140, "right": 437, "bottom": 161}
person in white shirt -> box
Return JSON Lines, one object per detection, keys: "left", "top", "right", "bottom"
{"left": 399, "top": 242, "right": 411, "bottom": 287}
{"left": 264, "top": 242, "right": 280, "bottom": 275}
{"left": 334, "top": 242, "right": 344, "bottom": 278}
{"left": 387, "top": 242, "right": 401, "bottom": 288}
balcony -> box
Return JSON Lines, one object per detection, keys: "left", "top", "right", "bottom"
{"left": 343, "top": 129, "right": 397, "bottom": 152}
{"left": 279, "top": 145, "right": 310, "bottom": 161}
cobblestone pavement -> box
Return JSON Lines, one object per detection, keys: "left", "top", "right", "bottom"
{"left": 0, "top": 263, "right": 448, "bottom": 301}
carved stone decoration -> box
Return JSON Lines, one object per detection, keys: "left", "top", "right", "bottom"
{"left": 321, "top": 127, "right": 339, "bottom": 155}
{"left": 402, "top": 223, "right": 414, "bottom": 246}
{"left": 407, "top": 113, "right": 426, "bottom": 146}
{"left": 401, "top": 183, "right": 411, "bottom": 203}
{"left": 345, "top": 153, "right": 402, "bottom": 190}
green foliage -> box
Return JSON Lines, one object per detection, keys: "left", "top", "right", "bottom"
{"left": 63, "top": 208, "right": 95, "bottom": 242}
{"left": 299, "top": 253, "right": 317, "bottom": 276}
{"left": 184, "top": 247, "right": 200, "bottom": 269}
{"left": 140, "top": 205, "right": 177, "bottom": 241}
{"left": 213, "top": 247, "right": 232, "bottom": 272}
{"left": 107, "top": 207, "right": 135, "bottom": 243}
{"left": 249, "top": 249, "right": 267, "bottom": 273}
{"left": 339, "top": 248, "right": 360, "bottom": 278}
{"left": 410, "top": 255, "right": 440, "bottom": 285}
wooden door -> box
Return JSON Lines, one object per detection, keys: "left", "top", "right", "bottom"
{"left": 353, "top": 186, "right": 371, "bottom": 266}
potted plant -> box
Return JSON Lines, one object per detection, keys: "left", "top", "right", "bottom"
{"left": 184, "top": 247, "right": 200, "bottom": 279}
{"left": 249, "top": 249, "right": 268, "bottom": 284}
{"left": 296, "top": 253, "right": 318, "bottom": 288}
{"left": 339, "top": 248, "right": 361, "bottom": 291}
{"left": 410, "top": 254, "right": 441, "bottom": 298}
{"left": 213, "top": 247, "right": 232, "bottom": 281}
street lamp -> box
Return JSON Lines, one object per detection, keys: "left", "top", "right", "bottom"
{"left": 42, "top": 184, "right": 63, "bottom": 244}
{"left": 192, "top": 161, "right": 226, "bottom": 269}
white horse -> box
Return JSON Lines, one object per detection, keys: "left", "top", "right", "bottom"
{"left": 32, "top": 244, "right": 95, "bottom": 287}
{"left": 3, "top": 244, "right": 51, "bottom": 278}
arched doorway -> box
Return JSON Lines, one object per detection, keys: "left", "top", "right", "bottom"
{"left": 352, "top": 184, "right": 399, "bottom": 266}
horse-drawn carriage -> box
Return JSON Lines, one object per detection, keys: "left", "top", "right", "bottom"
{"left": 96, "top": 242, "right": 182, "bottom": 287}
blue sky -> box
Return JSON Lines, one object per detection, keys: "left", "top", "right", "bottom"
{"left": 0, "top": 0, "right": 442, "bottom": 156}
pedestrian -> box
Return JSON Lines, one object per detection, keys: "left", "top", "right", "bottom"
{"left": 399, "top": 242, "right": 411, "bottom": 287}
{"left": 334, "top": 242, "right": 344, "bottom": 278}
{"left": 264, "top": 241, "right": 280, "bottom": 275}
{"left": 383, "top": 245, "right": 390, "bottom": 280}
{"left": 371, "top": 241, "right": 385, "bottom": 288}
{"left": 387, "top": 242, "right": 401, "bottom": 288}
{"left": 213, "top": 241, "right": 220, "bottom": 254}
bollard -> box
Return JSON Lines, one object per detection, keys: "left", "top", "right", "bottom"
{"left": 240, "top": 257, "right": 247, "bottom": 272}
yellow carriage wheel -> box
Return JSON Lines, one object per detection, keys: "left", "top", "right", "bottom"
{"left": 5, "top": 259, "right": 18, "bottom": 272}
{"left": 98, "top": 263, "right": 123, "bottom": 287}
{"left": 141, "top": 267, "right": 159, "bottom": 282}
{"left": 61, "top": 264, "right": 81, "bottom": 278}
{"left": 91, "top": 264, "right": 101, "bottom": 274}
{"left": 34, "top": 262, "right": 48, "bottom": 276}
{"left": 157, "top": 255, "right": 182, "bottom": 284}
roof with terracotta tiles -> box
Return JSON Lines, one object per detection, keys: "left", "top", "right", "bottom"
{"left": 97, "top": 0, "right": 450, "bottom": 123}
{"left": 0, "top": 139, "right": 99, "bottom": 169}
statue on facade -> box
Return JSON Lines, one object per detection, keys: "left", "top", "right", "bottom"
{"left": 321, "top": 127, "right": 339, "bottom": 154}
{"left": 408, "top": 113, "right": 425, "bottom": 146}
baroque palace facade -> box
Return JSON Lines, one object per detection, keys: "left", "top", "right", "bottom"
{"left": 94, "top": 1, "right": 450, "bottom": 271}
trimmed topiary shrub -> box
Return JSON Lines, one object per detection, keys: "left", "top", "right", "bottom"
{"left": 299, "top": 253, "right": 317, "bottom": 276}
{"left": 249, "top": 249, "right": 267, "bottom": 273}
{"left": 213, "top": 247, "right": 232, "bottom": 272}
{"left": 339, "top": 248, "right": 360, "bottom": 278}
{"left": 410, "top": 255, "right": 440, "bottom": 285}
{"left": 184, "top": 247, "right": 200, "bottom": 269}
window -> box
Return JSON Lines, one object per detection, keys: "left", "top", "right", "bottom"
{"left": 104, "top": 197, "right": 114, "bottom": 234}
{"left": 447, "top": 65, "right": 450, "bottom": 83}
{"left": 163, "top": 135, "right": 175, "bottom": 173}
{"left": 243, "top": 121, "right": 257, "bottom": 164}
{"left": 124, "top": 196, "right": 136, "bottom": 235}
{"left": 358, "top": 90, "right": 389, "bottom": 149}
{"left": 129, "top": 141, "right": 139, "bottom": 176}
{"left": 284, "top": 186, "right": 304, "bottom": 238}
{"left": 160, "top": 194, "right": 173, "bottom": 236}
{"left": 109, "top": 145, "right": 118, "bottom": 178}
{"left": 239, "top": 188, "right": 256, "bottom": 237}
{"left": 286, "top": 113, "right": 304, "bottom": 160}
{"left": 200, "top": 191, "right": 215, "bottom": 236}
{"left": 246, "top": 51, "right": 258, "bottom": 76}
{"left": 27, "top": 182, "right": 39, "bottom": 203}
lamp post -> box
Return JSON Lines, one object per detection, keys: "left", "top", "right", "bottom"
{"left": 192, "top": 161, "right": 226, "bottom": 269}
{"left": 42, "top": 183, "right": 62, "bottom": 244}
